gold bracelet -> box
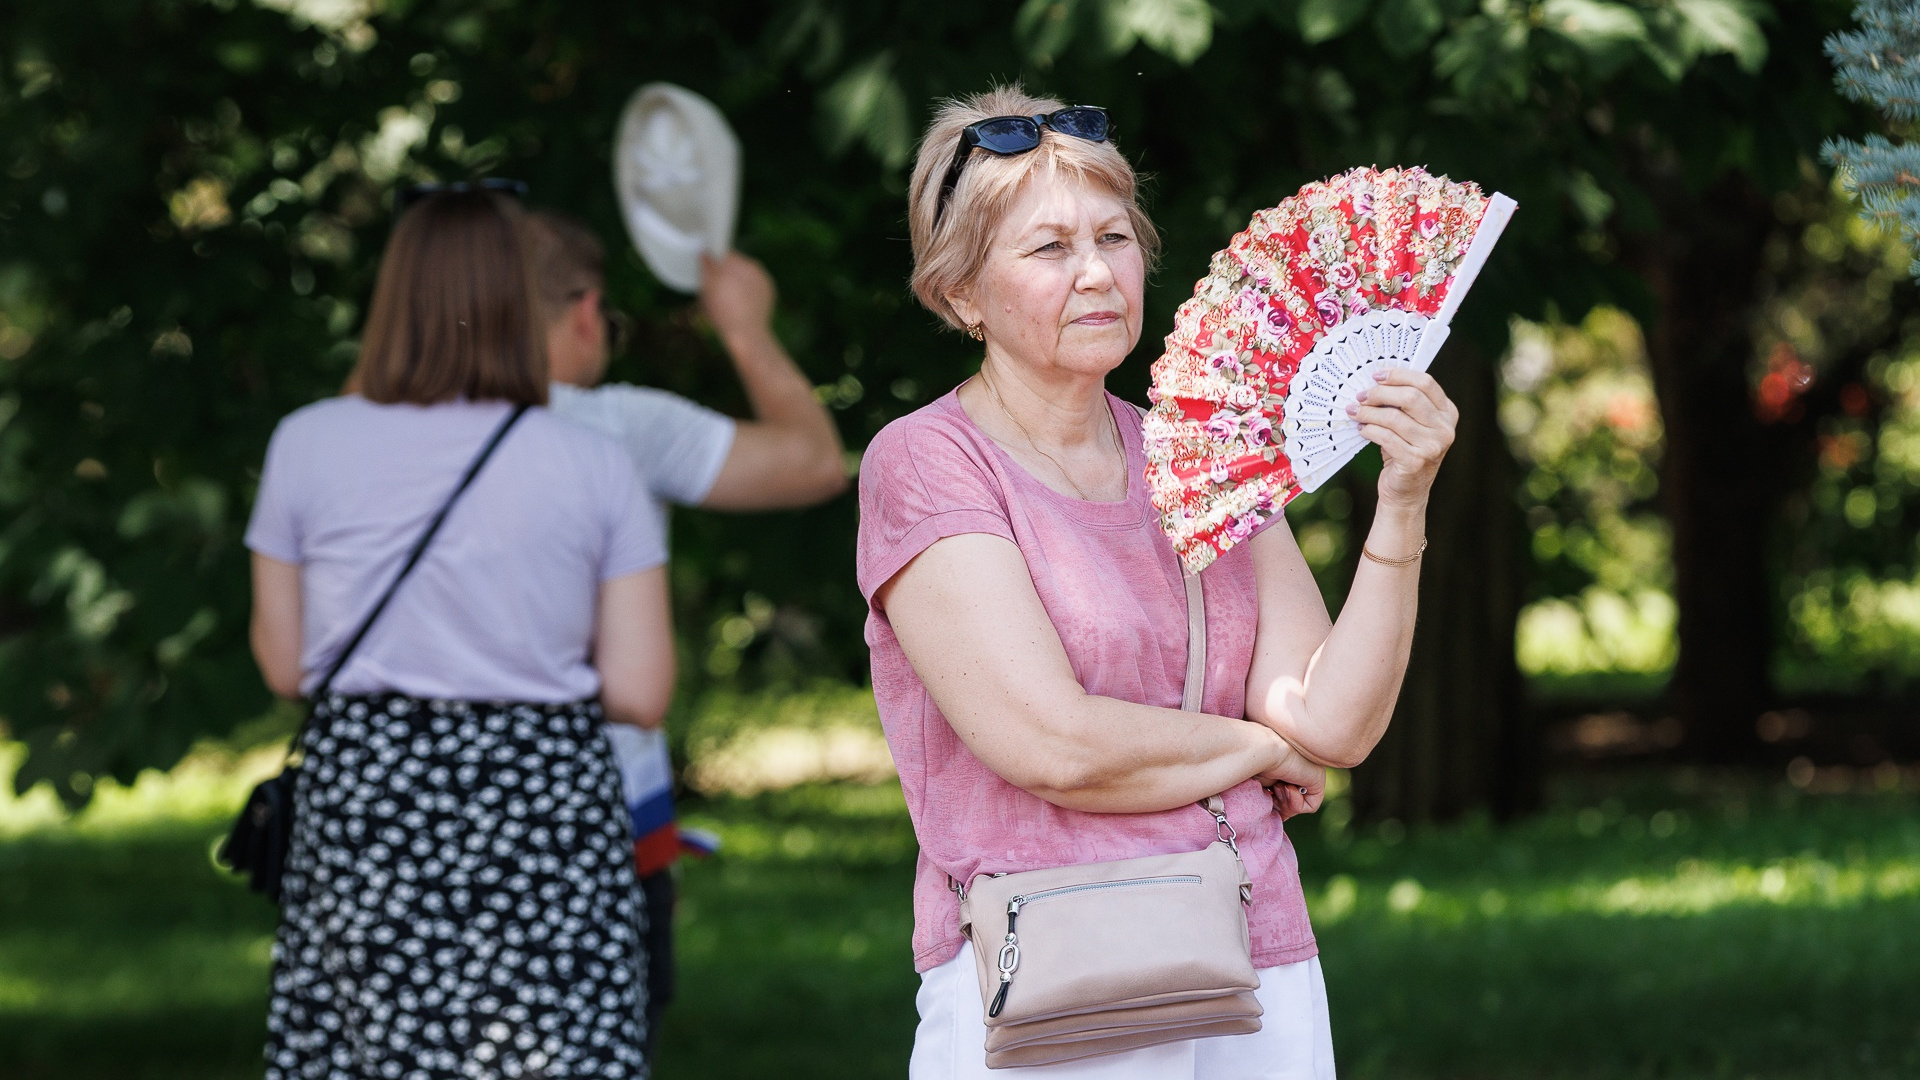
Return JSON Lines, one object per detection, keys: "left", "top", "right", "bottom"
{"left": 1362, "top": 538, "right": 1427, "bottom": 566}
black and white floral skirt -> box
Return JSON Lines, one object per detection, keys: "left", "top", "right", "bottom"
{"left": 266, "top": 694, "right": 648, "bottom": 1080}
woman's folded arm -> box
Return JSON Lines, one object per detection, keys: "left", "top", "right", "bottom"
{"left": 877, "top": 531, "right": 1319, "bottom": 813}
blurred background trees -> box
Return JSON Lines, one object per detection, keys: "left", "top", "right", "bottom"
{"left": 1, "top": 0, "right": 1915, "bottom": 818}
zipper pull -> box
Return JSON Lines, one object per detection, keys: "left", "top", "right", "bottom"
{"left": 989, "top": 898, "right": 1023, "bottom": 1019}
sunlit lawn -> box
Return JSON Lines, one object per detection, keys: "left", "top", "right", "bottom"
{"left": 3, "top": 746, "right": 1917, "bottom": 1079}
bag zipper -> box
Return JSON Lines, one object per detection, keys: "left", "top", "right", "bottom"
{"left": 987, "top": 874, "right": 1203, "bottom": 1018}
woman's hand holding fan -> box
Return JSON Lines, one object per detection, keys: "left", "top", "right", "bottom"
{"left": 1143, "top": 166, "right": 1515, "bottom": 572}
{"left": 1348, "top": 367, "right": 1459, "bottom": 511}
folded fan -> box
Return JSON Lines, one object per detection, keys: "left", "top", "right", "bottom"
{"left": 1143, "top": 166, "right": 1516, "bottom": 572}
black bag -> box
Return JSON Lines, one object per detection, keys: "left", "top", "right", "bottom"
{"left": 219, "top": 404, "right": 528, "bottom": 903}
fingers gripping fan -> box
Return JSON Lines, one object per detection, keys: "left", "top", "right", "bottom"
{"left": 1143, "top": 167, "right": 1516, "bottom": 572}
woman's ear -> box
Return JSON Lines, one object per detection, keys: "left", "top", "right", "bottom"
{"left": 946, "top": 290, "right": 980, "bottom": 332}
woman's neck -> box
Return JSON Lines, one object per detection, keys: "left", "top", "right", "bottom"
{"left": 962, "top": 352, "right": 1127, "bottom": 501}
{"left": 975, "top": 355, "right": 1109, "bottom": 447}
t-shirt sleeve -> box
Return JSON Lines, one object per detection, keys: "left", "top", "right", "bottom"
{"left": 855, "top": 413, "right": 1015, "bottom": 604}
{"left": 244, "top": 418, "right": 304, "bottom": 564}
{"left": 598, "top": 444, "right": 668, "bottom": 581}
{"left": 596, "top": 385, "right": 737, "bottom": 507}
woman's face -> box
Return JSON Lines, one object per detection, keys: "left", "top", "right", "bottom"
{"left": 955, "top": 176, "right": 1146, "bottom": 381}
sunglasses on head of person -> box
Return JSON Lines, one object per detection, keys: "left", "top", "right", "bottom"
{"left": 934, "top": 107, "right": 1113, "bottom": 225}
{"left": 395, "top": 178, "right": 530, "bottom": 212}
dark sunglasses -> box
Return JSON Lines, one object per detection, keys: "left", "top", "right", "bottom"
{"left": 569, "top": 287, "right": 633, "bottom": 357}
{"left": 934, "top": 107, "right": 1112, "bottom": 225}
{"left": 396, "top": 177, "right": 530, "bottom": 212}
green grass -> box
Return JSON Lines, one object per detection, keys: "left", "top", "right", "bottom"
{"left": 3, "top": 753, "right": 1918, "bottom": 1079}
{"left": 1296, "top": 771, "right": 1920, "bottom": 1078}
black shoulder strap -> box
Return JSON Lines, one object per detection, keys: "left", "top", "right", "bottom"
{"left": 309, "top": 402, "right": 531, "bottom": 700}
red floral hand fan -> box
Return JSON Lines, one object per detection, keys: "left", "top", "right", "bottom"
{"left": 1143, "top": 166, "right": 1516, "bottom": 572}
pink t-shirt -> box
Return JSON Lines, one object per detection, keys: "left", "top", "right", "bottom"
{"left": 856, "top": 388, "right": 1317, "bottom": 974}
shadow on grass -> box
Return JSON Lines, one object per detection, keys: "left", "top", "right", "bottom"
{"left": 2, "top": 773, "right": 1917, "bottom": 1078}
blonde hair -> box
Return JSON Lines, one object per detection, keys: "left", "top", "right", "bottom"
{"left": 907, "top": 84, "right": 1160, "bottom": 331}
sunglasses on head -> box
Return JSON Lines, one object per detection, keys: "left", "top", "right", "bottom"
{"left": 935, "top": 106, "right": 1112, "bottom": 226}
{"left": 395, "top": 177, "right": 530, "bottom": 212}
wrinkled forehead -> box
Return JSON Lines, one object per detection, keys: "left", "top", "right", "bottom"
{"left": 992, "top": 163, "right": 1132, "bottom": 241}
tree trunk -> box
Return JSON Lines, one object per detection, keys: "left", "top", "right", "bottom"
{"left": 1349, "top": 339, "right": 1534, "bottom": 823}
{"left": 1629, "top": 174, "right": 1780, "bottom": 761}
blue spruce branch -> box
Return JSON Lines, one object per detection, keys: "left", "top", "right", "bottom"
{"left": 1827, "top": 0, "right": 1920, "bottom": 276}
{"left": 1824, "top": 135, "right": 1920, "bottom": 275}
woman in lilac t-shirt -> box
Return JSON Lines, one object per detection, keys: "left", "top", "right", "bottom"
{"left": 858, "top": 88, "right": 1463, "bottom": 1079}
{"left": 245, "top": 190, "right": 672, "bottom": 1080}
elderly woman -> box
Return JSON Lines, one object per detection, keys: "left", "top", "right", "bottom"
{"left": 856, "top": 87, "right": 1459, "bottom": 1078}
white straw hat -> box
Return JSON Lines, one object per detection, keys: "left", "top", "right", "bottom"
{"left": 613, "top": 82, "right": 740, "bottom": 293}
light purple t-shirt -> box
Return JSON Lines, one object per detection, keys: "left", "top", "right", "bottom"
{"left": 245, "top": 396, "right": 664, "bottom": 702}
{"left": 856, "top": 389, "right": 1317, "bottom": 974}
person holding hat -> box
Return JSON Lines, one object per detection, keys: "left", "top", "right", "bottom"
{"left": 526, "top": 207, "right": 847, "bottom": 1063}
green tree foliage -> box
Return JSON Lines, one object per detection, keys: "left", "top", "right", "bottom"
{"left": 0, "top": 0, "right": 1864, "bottom": 806}
{"left": 1504, "top": 310, "right": 1676, "bottom": 685}
{"left": 1825, "top": 0, "right": 1920, "bottom": 275}
{"left": 1770, "top": 188, "right": 1920, "bottom": 690}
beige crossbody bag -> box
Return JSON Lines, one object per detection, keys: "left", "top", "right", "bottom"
{"left": 955, "top": 570, "right": 1263, "bottom": 1069}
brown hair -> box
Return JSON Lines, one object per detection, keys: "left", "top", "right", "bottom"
{"left": 907, "top": 84, "right": 1160, "bottom": 331}
{"left": 349, "top": 191, "right": 547, "bottom": 406}
{"left": 524, "top": 209, "right": 606, "bottom": 327}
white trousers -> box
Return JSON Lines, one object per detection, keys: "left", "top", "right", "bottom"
{"left": 908, "top": 950, "right": 1337, "bottom": 1080}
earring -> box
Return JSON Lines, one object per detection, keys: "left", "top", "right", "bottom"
{"left": 967, "top": 323, "right": 985, "bottom": 342}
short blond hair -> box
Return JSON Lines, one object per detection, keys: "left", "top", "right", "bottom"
{"left": 907, "top": 85, "right": 1160, "bottom": 331}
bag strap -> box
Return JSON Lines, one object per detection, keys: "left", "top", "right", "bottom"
{"left": 1180, "top": 569, "right": 1234, "bottom": 830}
{"left": 1133, "top": 399, "right": 1234, "bottom": 832}
{"left": 1180, "top": 570, "right": 1207, "bottom": 714}
{"left": 311, "top": 403, "right": 529, "bottom": 697}
{"left": 289, "top": 403, "right": 530, "bottom": 754}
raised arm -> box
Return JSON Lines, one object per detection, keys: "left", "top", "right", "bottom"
{"left": 697, "top": 252, "right": 849, "bottom": 510}
{"left": 1244, "top": 368, "right": 1457, "bottom": 769}
{"left": 877, "top": 532, "right": 1323, "bottom": 814}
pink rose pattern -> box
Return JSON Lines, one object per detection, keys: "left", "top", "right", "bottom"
{"left": 1142, "top": 166, "right": 1494, "bottom": 571}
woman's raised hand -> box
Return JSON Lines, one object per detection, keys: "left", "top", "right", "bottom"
{"left": 1346, "top": 368, "right": 1459, "bottom": 509}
